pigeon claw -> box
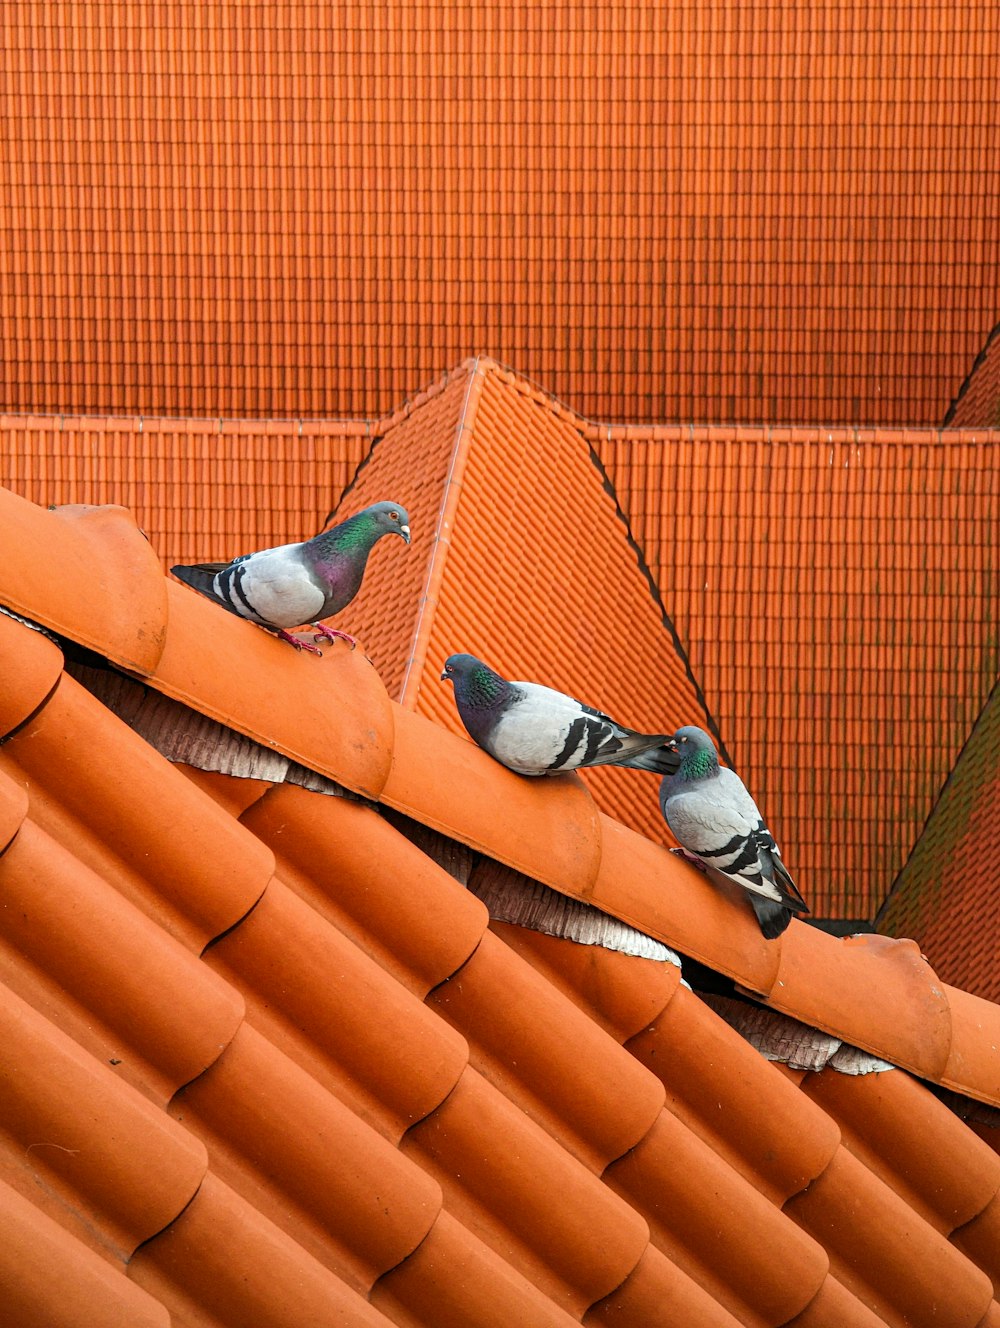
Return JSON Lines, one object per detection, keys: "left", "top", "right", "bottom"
{"left": 277, "top": 629, "right": 324, "bottom": 656}
{"left": 311, "top": 623, "right": 358, "bottom": 651}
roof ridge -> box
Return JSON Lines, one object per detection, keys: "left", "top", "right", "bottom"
{"left": 398, "top": 358, "right": 486, "bottom": 708}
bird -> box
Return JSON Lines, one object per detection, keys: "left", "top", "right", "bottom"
{"left": 658, "top": 725, "right": 809, "bottom": 939}
{"left": 440, "top": 652, "right": 680, "bottom": 777}
{"left": 170, "top": 500, "right": 410, "bottom": 654}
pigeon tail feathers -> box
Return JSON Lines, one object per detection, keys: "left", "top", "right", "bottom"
{"left": 748, "top": 893, "right": 794, "bottom": 939}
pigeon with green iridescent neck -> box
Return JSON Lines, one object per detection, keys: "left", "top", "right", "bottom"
{"left": 441, "top": 653, "right": 680, "bottom": 777}
{"left": 659, "top": 726, "right": 809, "bottom": 939}
{"left": 171, "top": 500, "right": 410, "bottom": 654}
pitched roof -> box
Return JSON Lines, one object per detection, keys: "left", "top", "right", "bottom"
{"left": 877, "top": 680, "right": 1000, "bottom": 1003}
{"left": 947, "top": 322, "right": 1000, "bottom": 429}
{"left": 1, "top": 482, "right": 1000, "bottom": 1327}
{"left": 2, "top": 2, "right": 1000, "bottom": 426}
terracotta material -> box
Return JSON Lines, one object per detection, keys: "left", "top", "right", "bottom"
{"left": 0, "top": 607, "right": 64, "bottom": 737}
{"left": 583, "top": 1243, "right": 746, "bottom": 1328}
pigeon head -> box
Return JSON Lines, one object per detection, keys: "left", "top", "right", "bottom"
{"left": 441, "top": 653, "right": 510, "bottom": 709}
{"left": 359, "top": 500, "right": 411, "bottom": 545}
{"left": 665, "top": 725, "right": 720, "bottom": 780}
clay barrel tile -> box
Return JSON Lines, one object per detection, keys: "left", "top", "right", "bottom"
{"left": 785, "top": 1145, "right": 995, "bottom": 1328}
{"left": 0, "top": 816, "right": 245, "bottom": 1103}
{"left": 129, "top": 1172, "right": 392, "bottom": 1328}
{"left": 489, "top": 921, "right": 684, "bottom": 1045}
{"left": 383, "top": 706, "right": 603, "bottom": 897}
{"left": 428, "top": 928, "right": 665, "bottom": 1171}
{"left": 604, "top": 1107, "right": 829, "bottom": 1326}
{"left": 0, "top": 1177, "right": 170, "bottom": 1328}
{"left": 403, "top": 1065, "right": 649, "bottom": 1316}
{"left": 240, "top": 789, "right": 490, "bottom": 996}
{"left": 0, "top": 985, "right": 207, "bottom": 1260}
{"left": 954, "top": 1189, "right": 1000, "bottom": 1296}
{"left": 772, "top": 930, "right": 953, "bottom": 1081}
{"left": 0, "top": 611, "right": 63, "bottom": 738}
{"left": 626, "top": 985, "right": 842, "bottom": 1205}
{"left": 583, "top": 1242, "right": 747, "bottom": 1328}
{"left": 785, "top": 1274, "right": 891, "bottom": 1328}
{"left": 170, "top": 1023, "right": 442, "bottom": 1291}
{"left": 1, "top": 670, "right": 273, "bottom": 949}
{"left": 205, "top": 876, "right": 469, "bottom": 1143}
{"left": 590, "top": 814, "right": 783, "bottom": 998}
{"left": 941, "top": 984, "right": 1000, "bottom": 1105}
{"left": 0, "top": 491, "right": 167, "bottom": 674}
{"left": 372, "top": 1209, "right": 581, "bottom": 1328}
{"left": 0, "top": 764, "right": 29, "bottom": 856}
{"left": 152, "top": 581, "right": 396, "bottom": 799}
{"left": 800, "top": 1067, "right": 1000, "bottom": 1233}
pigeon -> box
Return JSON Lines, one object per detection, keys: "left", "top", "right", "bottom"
{"left": 171, "top": 500, "right": 410, "bottom": 654}
{"left": 440, "top": 653, "right": 680, "bottom": 777}
{"left": 658, "top": 725, "right": 809, "bottom": 939}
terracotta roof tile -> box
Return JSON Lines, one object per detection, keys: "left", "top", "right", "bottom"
{"left": 3, "top": 473, "right": 1000, "bottom": 1325}
{"left": 946, "top": 323, "right": 1000, "bottom": 428}
{"left": 2, "top": 5, "right": 1000, "bottom": 426}
{"left": 878, "top": 682, "right": 1000, "bottom": 1001}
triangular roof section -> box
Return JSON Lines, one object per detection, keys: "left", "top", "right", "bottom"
{"left": 877, "top": 679, "right": 1000, "bottom": 1003}
{"left": 1, "top": 486, "right": 1000, "bottom": 1327}
{"left": 946, "top": 319, "right": 1000, "bottom": 428}
{"left": 337, "top": 356, "right": 716, "bottom": 845}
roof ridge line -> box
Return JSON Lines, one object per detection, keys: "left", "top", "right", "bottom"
{"left": 398, "top": 358, "right": 486, "bottom": 709}
{"left": 942, "top": 316, "right": 1000, "bottom": 427}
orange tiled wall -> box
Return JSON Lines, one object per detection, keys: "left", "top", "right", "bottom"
{"left": 2, "top": 3, "right": 1000, "bottom": 426}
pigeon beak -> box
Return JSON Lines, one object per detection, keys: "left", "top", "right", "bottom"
{"left": 440, "top": 669, "right": 451, "bottom": 682}
{"left": 399, "top": 525, "right": 411, "bottom": 544}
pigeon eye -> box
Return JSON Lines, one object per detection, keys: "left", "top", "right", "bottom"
{"left": 389, "top": 510, "right": 399, "bottom": 521}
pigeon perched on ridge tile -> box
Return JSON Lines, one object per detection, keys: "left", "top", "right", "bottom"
{"left": 440, "top": 652, "right": 680, "bottom": 777}
{"left": 659, "top": 726, "right": 808, "bottom": 939}
{"left": 171, "top": 500, "right": 410, "bottom": 654}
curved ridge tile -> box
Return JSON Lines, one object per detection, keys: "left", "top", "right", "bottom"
{"left": 772, "top": 931, "right": 953, "bottom": 1082}
{"left": 403, "top": 1065, "right": 649, "bottom": 1317}
{"left": 0, "top": 983, "right": 207, "bottom": 1261}
{"left": 372, "top": 1209, "right": 581, "bottom": 1328}
{"left": 584, "top": 1243, "right": 746, "bottom": 1328}
{"left": 800, "top": 1067, "right": 1000, "bottom": 1235}
{"left": 205, "top": 876, "right": 469, "bottom": 1143}
{"left": 428, "top": 928, "right": 665, "bottom": 1172}
{"left": 489, "top": 923, "right": 684, "bottom": 1044}
{"left": 604, "top": 1108, "right": 829, "bottom": 1327}
{"left": 130, "top": 1172, "right": 392, "bottom": 1328}
{"left": 383, "top": 707, "right": 603, "bottom": 898}
{"left": 0, "top": 1177, "right": 170, "bottom": 1328}
{"left": 154, "top": 581, "right": 396, "bottom": 798}
{"left": 627, "top": 985, "right": 841, "bottom": 1206}
{"left": 0, "top": 818, "right": 245, "bottom": 1105}
{"left": 592, "top": 815, "right": 782, "bottom": 998}
{"left": 0, "top": 609, "right": 63, "bottom": 738}
{"left": 0, "top": 491, "right": 167, "bottom": 673}
{"left": 241, "top": 789, "right": 489, "bottom": 996}
{"left": 942, "top": 984, "right": 1000, "bottom": 1105}
{"left": 170, "top": 1023, "right": 442, "bottom": 1293}
{"left": 784, "top": 1145, "right": 995, "bottom": 1328}
{"left": 1, "top": 669, "right": 273, "bottom": 951}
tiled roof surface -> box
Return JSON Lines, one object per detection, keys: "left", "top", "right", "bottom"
{"left": 947, "top": 323, "right": 1000, "bottom": 429}
{"left": 3, "top": 3, "right": 1000, "bottom": 425}
{"left": 596, "top": 421, "right": 1000, "bottom": 919}
{"left": 339, "top": 358, "right": 715, "bottom": 843}
{"left": 1, "top": 486, "right": 1000, "bottom": 1327}
{"left": 878, "top": 682, "right": 1000, "bottom": 1003}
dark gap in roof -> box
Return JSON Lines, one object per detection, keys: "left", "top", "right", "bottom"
{"left": 804, "top": 918, "right": 878, "bottom": 937}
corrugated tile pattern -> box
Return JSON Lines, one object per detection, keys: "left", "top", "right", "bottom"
{"left": 343, "top": 358, "right": 714, "bottom": 844}
{"left": 3, "top": 3, "right": 1000, "bottom": 425}
{"left": 947, "top": 323, "right": 1000, "bottom": 429}
{"left": 1, "top": 484, "right": 1000, "bottom": 1325}
{"left": 597, "top": 423, "right": 1000, "bottom": 918}
{"left": 0, "top": 415, "right": 370, "bottom": 568}
{"left": 878, "top": 683, "right": 1000, "bottom": 1002}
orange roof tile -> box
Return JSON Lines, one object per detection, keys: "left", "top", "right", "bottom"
{"left": 877, "top": 680, "right": 1000, "bottom": 1002}
{"left": 947, "top": 322, "right": 1000, "bottom": 429}
{"left": 0, "top": 482, "right": 1000, "bottom": 1326}
{"left": 2, "top": 4, "right": 1000, "bottom": 426}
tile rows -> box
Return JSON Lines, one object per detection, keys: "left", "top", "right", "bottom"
{"left": 2, "top": 1, "right": 1000, "bottom": 423}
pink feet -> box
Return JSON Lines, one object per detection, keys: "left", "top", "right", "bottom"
{"left": 310, "top": 622, "right": 358, "bottom": 650}
{"left": 276, "top": 629, "right": 324, "bottom": 656}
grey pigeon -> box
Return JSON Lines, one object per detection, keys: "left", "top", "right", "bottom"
{"left": 171, "top": 500, "right": 410, "bottom": 654}
{"left": 441, "top": 653, "right": 680, "bottom": 777}
{"left": 659, "top": 726, "right": 808, "bottom": 939}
